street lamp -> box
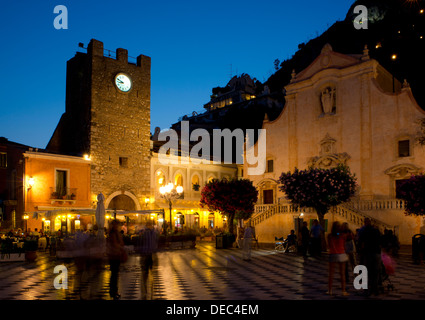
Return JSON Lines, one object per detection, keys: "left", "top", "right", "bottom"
{"left": 27, "top": 177, "right": 35, "bottom": 190}
{"left": 159, "top": 182, "right": 183, "bottom": 233}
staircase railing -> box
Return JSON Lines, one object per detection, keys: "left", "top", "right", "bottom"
{"left": 252, "top": 199, "right": 400, "bottom": 231}
{"left": 347, "top": 199, "right": 406, "bottom": 212}
{"left": 330, "top": 203, "right": 395, "bottom": 232}
{"left": 251, "top": 203, "right": 315, "bottom": 226}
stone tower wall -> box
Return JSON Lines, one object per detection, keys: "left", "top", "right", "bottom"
{"left": 87, "top": 39, "right": 151, "bottom": 206}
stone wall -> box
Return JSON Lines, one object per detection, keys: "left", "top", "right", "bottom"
{"left": 87, "top": 39, "right": 151, "bottom": 207}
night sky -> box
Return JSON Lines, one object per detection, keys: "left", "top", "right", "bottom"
{"left": 0, "top": 0, "right": 354, "bottom": 149}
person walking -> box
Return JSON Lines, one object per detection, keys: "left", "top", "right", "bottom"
{"left": 138, "top": 221, "right": 159, "bottom": 271}
{"left": 310, "top": 219, "right": 324, "bottom": 257}
{"left": 137, "top": 221, "right": 159, "bottom": 300}
{"left": 327, "top": 221, "right": 349, "bottom": 296}
{"left": 242, "top": 222, "right": 254, "bottom": 261}
{"left": 106, "top": 220, "right": 125, "bottom": 300}
{"left": 358, "top": 218, "right": 383, "bottom": 296}
{"left": 341, "top": 222, "right": 357, "bottom": 283}
{"left": 300, "top": 221, "right": 310, "bottom": 258}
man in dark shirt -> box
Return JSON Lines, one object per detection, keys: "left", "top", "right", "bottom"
{"left": 358, "top": 218, "right": 382, "bottom": 295}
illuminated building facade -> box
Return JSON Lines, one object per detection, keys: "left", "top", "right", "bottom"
{"left": 245, "top": 44, "right": 425, "bottom": 244}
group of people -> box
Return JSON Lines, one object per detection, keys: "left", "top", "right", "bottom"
{"left": 326, "top": 218, "right": 398, "bottom": 296}
{"left": 105, "top": 219, "right": 159, "bottom": 300}
{"left": 279, "top": 218, "right": 398, "bottom": 297}
{"left": 282, "top": 219, "right": 324, "bottom": 257}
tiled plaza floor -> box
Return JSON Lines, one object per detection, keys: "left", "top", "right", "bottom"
{"left": 0, "top": 242, "right": 424, "bottom": 300}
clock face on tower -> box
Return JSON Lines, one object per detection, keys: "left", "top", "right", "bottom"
{"left": 114, "top": 73, "right": 132, "bottom": 92}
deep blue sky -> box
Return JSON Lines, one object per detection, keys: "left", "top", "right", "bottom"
{"left": 0, "top": 0, "right": 355, "bottom": 149}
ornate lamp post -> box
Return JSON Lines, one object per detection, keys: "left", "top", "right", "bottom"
{"left": 159, "top": 183, "right": 183, "bottom": 233}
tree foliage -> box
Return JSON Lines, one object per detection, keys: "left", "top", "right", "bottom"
{"left": 200, "top": 178, "right": 258, "bottom": 234}
{"left": 397, "top": 174, "right": 425, "bottom": 216}
{"left": 278, "top": 165, "right": 357, "bottom": 224}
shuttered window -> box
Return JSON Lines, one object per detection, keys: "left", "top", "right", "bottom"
{"left": 398, "top": 140, "right": 410, "bottom": 157}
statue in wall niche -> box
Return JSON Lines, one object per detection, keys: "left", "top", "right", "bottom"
{"left": 320, "top": 87, "right": 336, "bottom": 114}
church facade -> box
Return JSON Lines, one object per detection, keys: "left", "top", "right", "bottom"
{"left": 245, "top": 44, "right": 425, "bottom": 244}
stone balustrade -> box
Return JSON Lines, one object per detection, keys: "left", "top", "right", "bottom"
{"left": 252, "top": 198, "right": 402, "bottom": 231}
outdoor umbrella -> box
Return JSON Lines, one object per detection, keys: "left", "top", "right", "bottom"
{"left": 95, "top": 192, "right": 106, "bottom": 239}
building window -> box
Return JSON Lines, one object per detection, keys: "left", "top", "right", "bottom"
{"left": 263, "top": 189, "right": 274, "bottom": 204}
{"left": 192, "top": 175, "right": 200, "bottom": 191}
{"left": 0, "top": 152, "right": 6, "bottom": 168}
{"left": 208, "top": 213, "right": 214, "bottom": 228}
{"left": 194, "top": 213, "right": 199, "bottom": 228}
{"left": 156, "top": 170, "right": 165, "bottom": 186}
{"left": 56, "top": 170, "right": 68, "bottom": 197}
{"left": 266, "top": 159, "right": 274, "bottom": 173}
{"left": 119, "top": 157, "right": 128, "bottom": 168}
{"left": 398, "top": 140, "right": 410, "bottom": 157}
{"left": 175, "top": 174, "right": 183, "bottom": 187}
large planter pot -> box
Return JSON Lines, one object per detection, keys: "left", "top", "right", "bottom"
{"left": 25, "top": 251, "right": 37, "bottom": 262}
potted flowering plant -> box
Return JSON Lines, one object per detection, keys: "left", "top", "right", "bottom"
{"left": 51, "top": 192, "right": 60, "bottom": 199}
{"left": 24, "top": 239, "right": 38, "bottom": 262}
{"left": 397, "top": 174, "right": 425, "bottom": 216}
{"left": 278, "top": 164, "right": 357, "bottom": 227}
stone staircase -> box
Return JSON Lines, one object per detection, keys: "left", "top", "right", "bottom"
{"left": 251, "top": 199, "right": 401, "bottom": 232}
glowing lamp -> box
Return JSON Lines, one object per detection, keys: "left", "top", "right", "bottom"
{"left": 27, "top": 177, "right": 35, "bottom": 190}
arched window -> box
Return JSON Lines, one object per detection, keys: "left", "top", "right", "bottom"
{"left": 208, "top": 213, "right": 214, "bottom": 228}
{"left": 175, "top": 173, "right": 183, "bottom": 187}
{"left": 156, "top": 170, "right": 165, "bottom": 187}
{"left": 194, "top": 212, "right": 200, "bottom": 228}
{"left": 175, "top": 212, "right": 183, "bottom": 229}
{"left": 192, "top": 174, "right": 200, "bottom": 191}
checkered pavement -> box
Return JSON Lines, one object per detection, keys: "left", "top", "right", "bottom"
{"left": 0, "top": 242, "right": 424, "bottom": 300}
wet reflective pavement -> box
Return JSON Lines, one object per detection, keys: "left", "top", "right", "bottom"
{"left": 0, "top": 242, "right": 424, "bottom": 300}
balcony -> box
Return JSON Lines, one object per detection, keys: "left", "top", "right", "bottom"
{"left": 50, "top": 187, "right": 78, "bottom": 205}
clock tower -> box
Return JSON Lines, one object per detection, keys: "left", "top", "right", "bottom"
{"left": 47, "top": 39, "right": 151, "bottom": 210}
